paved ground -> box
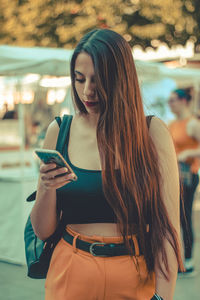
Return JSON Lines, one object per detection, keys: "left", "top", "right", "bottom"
{"left": 0, "top": 197, "right": 200, "bottom": 300}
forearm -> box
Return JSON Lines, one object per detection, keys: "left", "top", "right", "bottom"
{"left": 186, "top": 148, "right": 200, "bottom": 158}
{"left": 155, "top": 240, "right": 178, "bottom": 300}
{"left": 31, "top": 159, "right": 75, "bottom": 240}
{"left": 31, "top": 180, "right": 58, "bottom": 241}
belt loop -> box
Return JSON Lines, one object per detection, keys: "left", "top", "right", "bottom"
{"left": 132, "top": 235, "right": 140, "bottom": 257}
{"left": 72, "top": 234, "right": 80, "bottom": 253}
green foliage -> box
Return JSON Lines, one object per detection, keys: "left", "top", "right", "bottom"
{"left": 0, "top": 0, "right": 199, "bottom": 49}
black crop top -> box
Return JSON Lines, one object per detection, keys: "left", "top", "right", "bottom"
{"left": 56, "top": 115, "right": 154, "bottom": 224}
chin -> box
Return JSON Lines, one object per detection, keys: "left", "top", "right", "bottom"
{"left": 170, "top": 108, "right": 177, "bottom": 114}
{"left": 87, "top": 108, "right": 99, "bottom": 114}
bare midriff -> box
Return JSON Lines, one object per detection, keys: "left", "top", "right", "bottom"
{"left": 68, "top": 223, "right": 122, "bottom": 237}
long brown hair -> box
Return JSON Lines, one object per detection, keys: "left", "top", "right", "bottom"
{"left": 70, "top": 29, "right": 183, "bottom": 277}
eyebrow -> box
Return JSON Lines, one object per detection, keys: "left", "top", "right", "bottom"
{"left": 74, "top": 70, "right": 95, "bottom": 79}
{"left": 74, "top": 70, "right": 84, "bottom": 76}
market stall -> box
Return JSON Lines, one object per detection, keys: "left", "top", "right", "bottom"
{"left": 0, "top": 45, "right": 73, "bottom": 264}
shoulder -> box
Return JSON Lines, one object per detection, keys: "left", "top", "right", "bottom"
{"left": 47, "top": 119, "right": 60, "bottom": 134}
{"left": 187, "top": 117, "right": 200, "bottom": 141}
{"left": 149, "top": 117, "right": 170, "bottom": 138}
{"left": 148, "top": 117, "right": 175, "bottom": 154}
{"left": 167, "top": 119, "right": 176, "bottom": 127}
{"left": 42, "top": 119, "right": 60, "bottom": 149}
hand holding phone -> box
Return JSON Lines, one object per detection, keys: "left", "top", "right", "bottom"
{"left": 35, "top": 149, "right": 78, "bottom": 181}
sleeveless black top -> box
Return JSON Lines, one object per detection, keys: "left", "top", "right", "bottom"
{"left": 56, "top": 115, "right": 154, "bottom": 224}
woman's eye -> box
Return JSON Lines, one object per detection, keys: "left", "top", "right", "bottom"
{"left": 75, "top": 78, "right": 85, "bottom": 83}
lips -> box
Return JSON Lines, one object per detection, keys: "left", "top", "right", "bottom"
{"left": 84, "top": 100, "right": 99, "bottom": 107}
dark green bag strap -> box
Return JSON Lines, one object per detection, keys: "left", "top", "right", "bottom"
{"left": 55, "top": 116, "right": 62, "bottom": 127}
{"left": 26, "top": 115, "right": 73, "bottom": 202}
{"left": 146, "top": 115, "right": 154, "bottom": 128}
{"left": 55, "top": 114, "right": 73, "bottom": 155}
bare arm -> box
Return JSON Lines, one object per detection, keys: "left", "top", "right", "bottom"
{"left": 177, "top": 146, "right": 200, "bottom": 161}
{"left": 31, "top": 120, "right": 75, "bottom": 241}
{"left": 187, "top": 117, "right": 200, "bottom": 142}
{"left": 149, "top": 117, "right": 181, "bottom": 300}
{"left": 177, "top": 118, "right": 200, "bottom": 161}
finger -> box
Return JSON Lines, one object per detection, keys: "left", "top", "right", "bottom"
{"left": 50, "top": 167, "right": 69, "bottom": 178}
{"left": 41, "top": 174, "right": 55, "bottom": 181}
{"left": 41, "top": 171, "right": 74, "bottom": 184}
{"left": 62, "top": 173, "right": 77, "bottom": 181}
{"left": 40, "top": 163, "right": 57, "bottom": 173}
{"left": 50, "top": 173, "right": 75, "bottom": 185}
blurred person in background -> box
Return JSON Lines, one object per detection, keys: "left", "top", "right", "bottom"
{"left": 31, "top": 29, "right": 184, "bottom": 300}
{"left": 2, "top": 103, "right": 18, "bottom": 119}
{"left": 168, "top": 89, "right": 200, "bottom": 277}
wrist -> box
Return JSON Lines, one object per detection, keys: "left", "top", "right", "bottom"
{"left": 39, "top": 182, "right": 57, "bottom": 193}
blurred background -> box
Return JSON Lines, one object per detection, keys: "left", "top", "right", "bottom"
{"left": 0, "top": 1, "right": 200, "bottom": 299}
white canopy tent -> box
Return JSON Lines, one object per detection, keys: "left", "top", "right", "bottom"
{"left": 1, "top": 45, "right": 200, "bottom": 120}
{"left": 0, "top": 45, "right": 73, "bottom": 76}
{"left": 135, "top": 59, "right": 200, "bottom": 85}
{"left": 1, "top": 44, "right": 200, "bottom": 81}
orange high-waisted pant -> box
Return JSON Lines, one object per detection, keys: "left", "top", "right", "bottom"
{"left": 45, "top": 226, "right": 155, "bottom": 300}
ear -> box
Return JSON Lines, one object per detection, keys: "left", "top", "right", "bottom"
{"left": 182, "top": 98, "right": 189, "bottom": 106}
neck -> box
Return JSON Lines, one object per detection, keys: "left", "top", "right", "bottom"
{"left": 82, "top": 112, "right": 99, "bottom": 129}
{"left": 176, "top": 108, "right": 191, "bottom": 120}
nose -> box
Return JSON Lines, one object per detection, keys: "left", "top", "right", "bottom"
{"left": 83, "top": 80, "right": 95, "bottom": 99}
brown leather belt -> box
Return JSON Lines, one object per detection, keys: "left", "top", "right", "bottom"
{"left": 63, "top": 230, "right": 141, "bottom": 257}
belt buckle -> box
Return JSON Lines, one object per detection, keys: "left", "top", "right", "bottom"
{"left": 89, "top": 242, "right": 106, "bottom": 257}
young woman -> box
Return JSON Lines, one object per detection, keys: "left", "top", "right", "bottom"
{"left": 168, "top": 89, "right": 200, "bottom": 276}
{"left": 31, "top": 29, "right": 183, "bottom": 300}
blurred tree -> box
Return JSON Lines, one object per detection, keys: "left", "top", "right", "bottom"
{"left": 0, "top": 0, "right": 199, "bottom": 50}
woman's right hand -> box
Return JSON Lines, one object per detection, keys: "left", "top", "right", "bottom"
{"left": 40, "top": 163, "right": 76, "bottom": 190}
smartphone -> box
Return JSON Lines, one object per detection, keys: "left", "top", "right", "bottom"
{"left": 35, "top": 149, "right": 78, "bottom": 181}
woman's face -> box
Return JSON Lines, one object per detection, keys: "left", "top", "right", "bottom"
{"left": 168, "top": 92, "right": 186, "bottom": 115}
{"left": 74, "top": 52, "right": 99, "bottom": 114}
